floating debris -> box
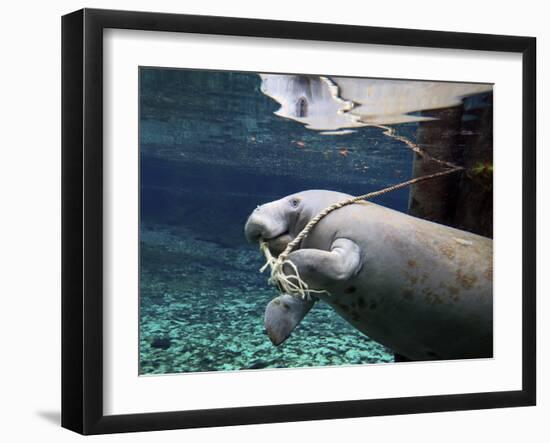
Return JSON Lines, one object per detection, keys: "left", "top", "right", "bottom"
{"left": 453, "top": 237, "right": 473, "bottom": 246}
{"left": 320, "top": 130, "right": 357, "bottom": 135}
{"left": 338, "top": 148, "right": 350, "bottom": 157}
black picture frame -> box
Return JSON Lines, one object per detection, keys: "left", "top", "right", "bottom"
{"left": 61, "top": 8, "right": 536, "bottom": 435}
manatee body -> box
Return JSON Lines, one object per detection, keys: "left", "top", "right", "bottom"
{"left": 245, "top": 190, "right": 493, "bottom": 361}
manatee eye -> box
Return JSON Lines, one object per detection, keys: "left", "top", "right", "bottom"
{"left": 290, "top": 198, "right": 300, "bottom": 208}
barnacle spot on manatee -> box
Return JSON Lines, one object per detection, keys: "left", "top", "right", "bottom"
{"left": 440, "top": 243, "right": 456, "bottom": 260}
{"left": 447, "top": 286, "right": 460, "bottom": 296}
{"left": 456, "top": 269, "right": 478, "bottom": 289}
{"left": 422, "top": 289, "right": 443, "bottom": 306}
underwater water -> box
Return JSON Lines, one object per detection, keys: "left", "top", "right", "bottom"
{"left": 139, "top": 68, "right": 492, "bottom": 374}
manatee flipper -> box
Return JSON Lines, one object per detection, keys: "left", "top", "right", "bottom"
{"left": 283, "top": 238, "right": 362, "bottom": 289}
{"left": 264, "top": 294, "right": 314, "bottom": 346}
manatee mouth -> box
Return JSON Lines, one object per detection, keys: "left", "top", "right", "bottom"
{"left": 263, "top": 231, "right": 293, "bottom": 256}
{"left": 262, "top": 230, "right": 288, "bottom": 242}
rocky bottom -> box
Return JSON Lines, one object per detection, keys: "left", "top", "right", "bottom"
{"left": 140, "top": 224, "right": 393, "bottom": 374}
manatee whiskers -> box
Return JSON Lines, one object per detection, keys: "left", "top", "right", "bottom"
{"left": 259, "top": 241, "right": 328, "bottom": 300}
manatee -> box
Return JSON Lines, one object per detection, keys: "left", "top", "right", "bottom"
{"left": 245, "top": 190, "right": 493, "bottom": 361}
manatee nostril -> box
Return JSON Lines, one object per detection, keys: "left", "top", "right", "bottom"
{"left": 245, "top": 228, "right": 258, "bottom": 243}
{"left": 244, "top": 218, "right": 264, "bottom": 243}
{"left": 251, "top": 233, "right": 261, "bottom": 243}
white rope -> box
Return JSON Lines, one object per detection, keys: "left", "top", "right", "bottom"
{"left": 259, "top": 241, "right": 328, "bottom": 300}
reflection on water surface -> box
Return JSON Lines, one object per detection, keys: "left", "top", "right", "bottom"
{"left": 260, "top": 73, "right": 491, "bottom": 130}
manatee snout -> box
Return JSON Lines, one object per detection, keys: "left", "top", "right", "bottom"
{"left": 245, "top": 206, "right": 296, "bottom": 257}
{"left": 245, "top": 206, "right": 273, "bottom": 243}
{"left": 244, "top": 213, "right": 263, "bottom": 243}
{"left": 244, "top": 204, "right": 288, "bottom": 243}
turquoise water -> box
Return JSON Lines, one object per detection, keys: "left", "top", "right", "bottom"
{"left": 139, "top": 68, "right": 491, "bottom": 374}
